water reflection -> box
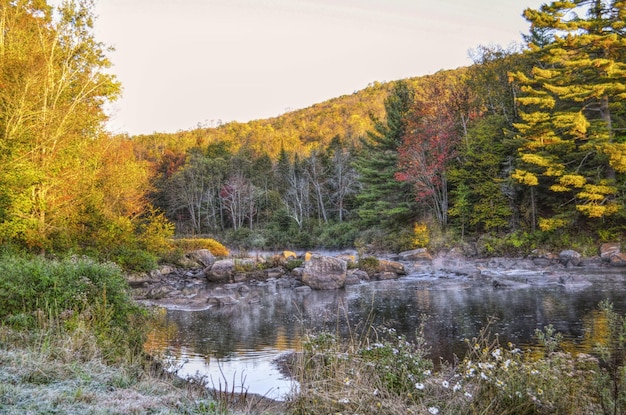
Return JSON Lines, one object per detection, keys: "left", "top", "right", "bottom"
{"left": 145, "top": 274, "right": 626, "bottom": 400}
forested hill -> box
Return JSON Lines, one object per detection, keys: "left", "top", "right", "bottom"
{"left": 130, "top": 79, "right": 399, "bottom": 162}
{"left": 2, "top": 0, "right": 625, "bottom": 266}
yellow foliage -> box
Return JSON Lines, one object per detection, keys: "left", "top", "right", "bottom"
{"left": 169, "top": 238, "right": 230, "bottom": 257}
{"left": 412, "top": 222, "right": 429, "bottom": 249}
{"left": 576, "top": 203, "right": 620, "bottom": 218}
{"left": 538, "top": 218, "right": 568, "bottom": 231}
{"left": 521, "top": 153, "right": 554, "bottom": 168}
{"left": 604, "top": 143, "right": 626, "bottom": 173}
{"left": 559, "top": 174, "right": 587, "bottom": 188}
{"left": 512, "top": 169, "right": 539, "bottom": 186}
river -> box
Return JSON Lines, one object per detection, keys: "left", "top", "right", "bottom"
{"left": 143, "top": 270, "right": 626, "bottom": 401}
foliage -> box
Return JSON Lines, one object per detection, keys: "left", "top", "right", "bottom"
{"left": 412, "top": 222, "right": 430, "bottom": 248}
{"left": 357, "top": 256, "right": 380, "bottom": 276}
{"left": 0, "top": 253, "right": 147, "bottom": 360}
{"left": 169, "top": 238, "right": 230, "bottom": 257}
{"left": 511, "top": 0, "right": 626, "bottom": 228}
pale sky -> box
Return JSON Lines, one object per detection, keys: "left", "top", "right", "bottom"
{"left": 83, "top": 0, "right": 547, "bottom": 135}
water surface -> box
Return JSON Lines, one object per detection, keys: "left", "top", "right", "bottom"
{"left": 144, "top": 272, "right": 626, "bottom": 400}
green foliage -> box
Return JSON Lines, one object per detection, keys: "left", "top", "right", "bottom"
{"left": 0, "top": 253, "right": 147, "bottom": 359}
{"left": 285, "top": 259, "right": 304, "bottom": 271}
{"left": 317, "top": 221, "right": 359, "bottom": 249}
{"left": 357, "top": 256, "right": 379, "bottom": 276}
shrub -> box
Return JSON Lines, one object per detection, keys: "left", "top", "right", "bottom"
{"left": 358, "top": 256, "right": 379, "bottom": 276}
{"left": 412, "top": 222, "right": 430, "bottom": 248}
{"left": 169, "top": 238, "right": 229, "bottom": 257}
{"left": 0, "top": 253, "right": 148, "bottom": 360}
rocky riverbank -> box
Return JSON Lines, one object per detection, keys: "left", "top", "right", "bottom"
{"left": 128, "top": 243, "right": 626, "bottom": 309}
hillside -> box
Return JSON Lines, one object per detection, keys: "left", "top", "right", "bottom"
{"left": 130, "top": 78, "right": 404, "bottom": 162}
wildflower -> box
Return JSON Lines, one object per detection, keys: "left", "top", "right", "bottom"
{"left": 415, "top": 382, "right": 425, "bottom": 390}
{"left": 428, "top": 407, "right": 440, "bottom": 414}
{"left": 453, "top": 382, "right": 462, "bottom": 392}
{"left": 516, "top": 391, "right": 523, "bottom": 398}
{"left": 531, "top": 369, "right": 539, "bottom": 375}
{"left": 480, "top": 372, "right": 489, "bottom": 380}
{"left": 338, "top": 397, "right": 350, "bottom": 404}
{"left": 464, "top": 391, "right": 473, "bottom": 398}
{"left": 423, "top": 369, "right": 432, "bottom": 376}
{"left": 344, "top": 377, "right": 351, "bottom": 386}
{"left": 537, "top": 388, "right": 543, "bottom": 396}
{"left": 495, "top": 379, "right": 505, "bottom": 388}
{"left": 491, "top": 348, "right": 502, "bottom": 360}
{"left": 373, "top": 388, "right": 379, "bottom": 396}
{"left": 442, "top": 380, "right": 449, "bottom": 388}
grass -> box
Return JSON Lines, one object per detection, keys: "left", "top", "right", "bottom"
{"left": 2, "top": 251, "right": 625, "bottom": 414}
{"left": 287, "top": 304, "right": 626, "bottom": 415}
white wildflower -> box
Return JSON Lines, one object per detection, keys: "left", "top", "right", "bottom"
{"left": 442, "top": 380, "right": 449, "bottom": 388}
{"left": 464, "top": 391, "right": 473, "bottom": 398}
{"left": 453, "top": 382, "right": 462, "bottom": 392}
{"left": 428, "top": 407, "right": 440, "bottom": 414}
{"left": 415, "top": 382, "right": 425, "bottom": 390}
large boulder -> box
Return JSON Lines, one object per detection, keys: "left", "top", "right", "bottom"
{"left": 302, "top": 255, "right": 347, "bottom": 290}
{"left": 186, "top": 249, "right": 216, "bottom": 268}
{"left": 600, "top": 243, "right": 621, "bottom": 262}
{"left": 205, "top": 259, "right": 235, "bottom": 283}
{"left": 559, "top": 250, "right": 582, "bottom": 267}
{"left": 609, "top": 253, "right": 626, "bottom": 267}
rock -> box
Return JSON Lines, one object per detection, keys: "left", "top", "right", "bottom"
{"left": 374, "top": 271, "right": 398, "bottom": 281}
{"left": 145, "top": 285, "right": 175, "bottom": 300}
{"left": 398, "top": 248, "right": 432, "bottom": 261}
{"left": 559, "top": 250, "right": 582, "bottom": 266}
{"left": 600, "top": 243, "right": 621, "bottom": 262}
{"left": 205, "top": 259, "right": 235, "bottom": 283}
{"left": 348, "top": 269, "right": 369, "bottom": 281}
{"left": 264, "top": 267, "right": 285, "bottom": 279}
{"left": 610, "top": 253, "right": 626, "bottom": 267}
{"left": 186, "top": 249, "right": 216, "bottom": 268}
{"left": 344, "top": 272, "right": 361, "bottom": 285}
{"left": 335, "top": 253, "right": 357, "bottom": 266}
{"left": 377, "top": 259, "right": 406, "bottom": 275}
{"left": 302, "top": 255, "right": 347, "bottom": 290}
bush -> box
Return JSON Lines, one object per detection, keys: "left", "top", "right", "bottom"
{"left": 0, "top": 253, "right": 148, "bottom": 360}
{"left": 169, "top": 238, "right": 229, "bottom": 257}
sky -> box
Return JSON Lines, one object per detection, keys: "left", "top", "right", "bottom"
{"left": 81, "top": 0, "right": 547, "bottom": 136}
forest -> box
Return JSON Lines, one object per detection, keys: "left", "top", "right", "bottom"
{"left": 1, "top": 0, "right": 626, "bottom": 268}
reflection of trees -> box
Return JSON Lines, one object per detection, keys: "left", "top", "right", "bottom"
{"left": 148, "top": 280, "right": 626, "bottom": 366}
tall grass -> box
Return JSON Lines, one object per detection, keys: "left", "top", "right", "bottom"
{"left": 0, "top": 253, "right": 146, "bottom": 360}
{"left": 288, "top": 303, "right": 626, "bottom": 415}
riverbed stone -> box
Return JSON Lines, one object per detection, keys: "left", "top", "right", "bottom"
{"left": 559, "top": 249, "right": 582, "bottom": 266}
{"left": 398, "top": 248, "right": 432, "bottom": 261}
{"left": 376, "top": 259, "right": 406, "bottom": 275}
{"left": 205, "top": 259, "right": 235, "bottom": 283}
{"left": 186, "top": 249, "right": 216, "bottom": 268}
{"left": 302, "top": 255, "right": 347, "bottom": 290}
{"left": 609, "top": 253, "right": 626, "bottom": 267}
{"left": 600, "top": 243, "right": 621, "bottom": 262}
{"left": 374, "top": 271, "right": 398, "bottom": 281}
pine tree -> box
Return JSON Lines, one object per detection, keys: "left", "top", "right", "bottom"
{"left": 354, "top": 81, "right": 417, "bottom": 229}
{"left": 511, "top": 0, "right": 626, "bottom": 230}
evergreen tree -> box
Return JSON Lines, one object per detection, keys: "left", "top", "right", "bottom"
{"left": 511, "top": 0, "right": 626, "bottom": 230}
{"left": 354, "top": 81, "right": 417, "bottom": 228}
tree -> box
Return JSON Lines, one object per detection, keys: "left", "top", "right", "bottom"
{"left": 354, "top": 81, "right": 417, "bottom": 228}
{"left": 326, "top": 136, "right": 360, "bottom": 222}
{"left": 0, "top": 0, "right": 120, "bottom": 250}
{"left": 511, "top": 0, "right": 626, "bottom": 230}
{"left": 397, "top": 71, "right": 471, "bottom": 228}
